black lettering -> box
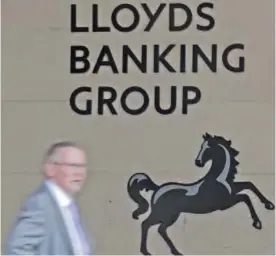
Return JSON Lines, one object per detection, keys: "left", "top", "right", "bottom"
{"left": 222, "top": 44, "right": 245, "bottom": 72}
{"left": 111, "top": 4, "right": 140, "bottom": 32}
{"left": 92, "top": 4, "right": 111, "bottom": 32}
{"left": 182, "top": 86, "right": 201, "bottom": 114}
{"left": 121, "top": 86, "right": 149, "bottom": 115}
{"left": 70, "top": 86, "right": 92, "bottom": 115}
{"left": 169, "top": 3, "right": 193, "bottom": 32}
{"left": 93, "top": 45, "right": 119, "bottom": 73}
{"left": 98, "top": 87, "right": 117, "bottom": 115}
{"left": 192, "top": 44, "right": 217, "bottom": 72}
{"left": 155, "top": 86, "right": 177, "bottom": 115}
{"left": 122, "top": 45, "right": 147, "bottom": 73}
{"left": 197, "top": 2, "right": 215, "bottom": 31}
{"left": 154, "top": 44, "right": 176, "bottom": 73}
{"left": 70, "top": 45, "right": 90, "bottom": 73}
{"left": 70, "top": 4, "right": 89, "bottom": 32}
{"left": 180, "top": 44, "right": 186, "bottom": 72}
{"left": 142, "top": 3, "right": 166, "bottom": 31}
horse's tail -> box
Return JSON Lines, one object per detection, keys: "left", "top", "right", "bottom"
{"left": 127, "top": 173, "right": 158, "bottom": 220}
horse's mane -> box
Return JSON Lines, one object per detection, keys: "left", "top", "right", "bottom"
{"left": 205, "top": 133, "right": 239, "bottom": 183}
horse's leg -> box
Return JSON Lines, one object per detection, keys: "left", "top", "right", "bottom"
{"left": 233, "top": 181, "right": 274, "bottom": 210}
{"left": 223, "top": 194, "right": 262, "bottom": 229}
{"left": 140, "top": 214, "right": 159, "bottom": 255}
{"left": 157, "top": 213, "right": 182, "bottom": 255}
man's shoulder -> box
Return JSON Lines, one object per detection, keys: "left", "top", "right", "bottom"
{"left": 20, "top": 182, "right": 50, "bottom": 210}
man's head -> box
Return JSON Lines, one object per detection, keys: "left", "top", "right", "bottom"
{"left": 43, "top": 141, "right": 87, "bottom": 196}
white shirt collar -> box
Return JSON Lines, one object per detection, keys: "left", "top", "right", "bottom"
{"left": 45, "top": 179, "right": 72, "bottom": 207}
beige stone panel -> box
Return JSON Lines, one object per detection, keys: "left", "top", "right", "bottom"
{"left": 1, "top": 0, "right": 274, "bottom": 101}
{"left": 1, "top": 1, "right": 274, "bottom": 254}
{"left": 1, "top": 101, "right": 273, "bottom": 176}
{"left": 1, "top": 172, "right": 274, "bottom": 255}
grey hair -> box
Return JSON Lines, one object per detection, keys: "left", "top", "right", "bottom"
{"left": 43, "top": 140, "right": 83, "bottom": 164}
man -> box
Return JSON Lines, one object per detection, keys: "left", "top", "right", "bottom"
{"left": 4, "top": 141, "right": 95, "bottom": 255}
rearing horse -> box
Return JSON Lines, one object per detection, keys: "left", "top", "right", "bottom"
{"left": 127, "top": 133, "right": 275, "bottom": 255}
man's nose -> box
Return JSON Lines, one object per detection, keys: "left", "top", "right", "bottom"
{"left": 73, "top": 172, "right": 85, "bottom": 178}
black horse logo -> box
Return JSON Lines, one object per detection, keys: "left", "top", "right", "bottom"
{"left": 127, "top": 133, "right": 275, "bottom": 255}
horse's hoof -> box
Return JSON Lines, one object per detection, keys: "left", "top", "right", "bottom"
{"left": 132, "top": 212, "right": 139, "bottom": 220}
{"left": 171, "top": 249, "right": 183, "bottom": 255}
{"left": 140, "top": 249, "right": 151, "bottom": 255}
{"left": 265, "top": 201, "right": 275, "bottom": 210}
{"left": 253, "top": 220, "right": 262, "bottom": 230}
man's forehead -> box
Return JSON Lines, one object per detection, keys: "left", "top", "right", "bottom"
{"left": 57, "top": 146, "right": 85, "bottom": 159}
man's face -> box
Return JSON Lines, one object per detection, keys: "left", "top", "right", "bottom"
{"left": 49, "top": 146, "right": 87, "bottom": 195}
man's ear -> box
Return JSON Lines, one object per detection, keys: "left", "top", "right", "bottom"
{"left": 208, "top": 137, "right": 216, "bottom": 147}
{"left": 44, "top": 163, "right": 55, "bottom": 178}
